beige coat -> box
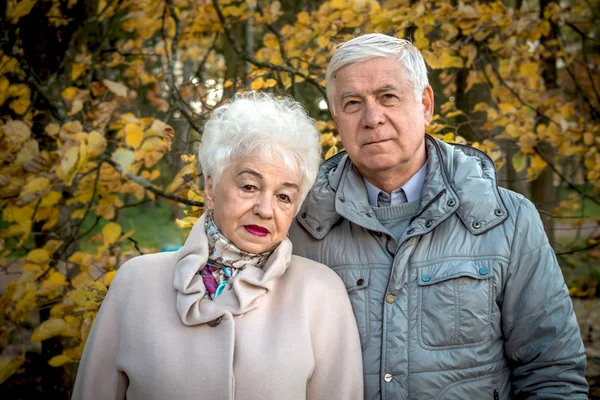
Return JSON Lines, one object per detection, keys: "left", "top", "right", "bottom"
{"left": 72, "top": 214, "right": 363, "bottom": 400}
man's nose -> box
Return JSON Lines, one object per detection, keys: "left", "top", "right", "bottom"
{"left": 361, "top": 100, "right": 386, "bottom": 128}
{"left": 253, "top": 194, "right": 274, "bottom": 218}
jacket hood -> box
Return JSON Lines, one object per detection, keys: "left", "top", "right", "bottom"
{"left": 297, "top": 135, "right": 508, "bottom": 240}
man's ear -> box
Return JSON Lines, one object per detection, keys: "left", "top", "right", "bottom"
{"left": 422, "top": 85, "right": 434, "bottom": 127}
{"left": 204, "top": 175, "right": 215, "bottom": 209}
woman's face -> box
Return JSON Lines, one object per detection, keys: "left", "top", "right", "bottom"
{"left": 205, "top": 153, "right": 303, "bottom": 254}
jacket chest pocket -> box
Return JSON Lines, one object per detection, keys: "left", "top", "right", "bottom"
{"left": 416, "top": 261, "right": 494, "bottom": 349}
{"left": 335, "top": 268, "right": 371, "bottom": 350}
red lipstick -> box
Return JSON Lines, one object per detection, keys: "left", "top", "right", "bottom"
{"left": 244, "top": 225, "right": 269, "bottom": 237}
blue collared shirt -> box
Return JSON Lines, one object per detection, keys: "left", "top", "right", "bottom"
{"left": 363, "top": 163, "right": 427, "bottom": 207}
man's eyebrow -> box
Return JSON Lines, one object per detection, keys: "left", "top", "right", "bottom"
{"left": 340, "top": 85, "right": 398, "bottom": 100}
{"left": 340, "top": 92, "right": 360, "bottom": 100}
{"left": 374, "top": 84, "right": 397, "bottom": 93}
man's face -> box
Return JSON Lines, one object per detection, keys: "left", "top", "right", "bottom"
{"left": 330, "top": 57, "right": 433, "bottom": 185}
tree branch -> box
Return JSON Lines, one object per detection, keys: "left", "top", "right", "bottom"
{"left": 211, "top": 0, "right": 327, "bottom": 99}
{"left": 104, "top": 158, "right": 204, "bottom": 207}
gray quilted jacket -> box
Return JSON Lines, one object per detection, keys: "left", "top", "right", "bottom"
{"left": 289, "top": 135, "right": 588, "bottom": 399}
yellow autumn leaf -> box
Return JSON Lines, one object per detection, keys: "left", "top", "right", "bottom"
{"left": 296, "top": 11, "right": 310, "bottom": 25}
{"left": 511, "top": 152, "right": 527, "bottom": 172}
{"left": 88, "top": 130, "right": 107, "bottom": 157}
{"left": 57, "top": 146, "right": 79, "bottom": 184}
{"left": 48, "top": 355, "right": 71, "bottom": 367}
{"left": 439, "top": 51, "right": 464, "bottom": 69}
{"left": 71, "top": 63, "right": 86, "bottom": 81}
{"left": 61, "top": 86, "right": 79, "bottom": 101}
{"left": 31, "top": 318, "right": 68, "bottom": 343}
{"left": 103, "top": 79, "right": 128, "bottom": 97}
{"left": 26, "top": 248, "right": 49, "bottom": 265}
{"left": 0, "top": 76, "right": 9, "bottom": 106}
{"left": 104, "top": 270, "right": 117, "bottom": 286}
{"left": 45, "top": 123, "right": 60, "bottom": 137}
{"left": 102, "top": 222, "right": 122, "bottom": 244}
{"left": 324, "top": 145, "right": 339, "bottom": 160}
{"left": 176, "top": 216, "right": 200, "bottom": 229}
{"left": 250, "top": 77, "right": 265, "bottom": 90}
{"left": 7, "top": 84, "right": 31, "bottom": 114}
{"left": 6, "top": 0, "right": 36, "bottom": 22}
{"left": 125, "top": 123, "right": 143, "bottom": 148}
{"left": 421, "top": 50, "right": 440, "bottom": 69}
{"left": 20, "top": 177, "right": 51, "bottom": 198}
{"left": 583, "top": 132, "right": 595, "bottom": 146}
{"left": 112, "top": 149, "right": 135, "bottom": 172}
{"left": 317, "top": 35, "right": 329, "bottom": 48}
{"left": 2, "top": 119, "right": 31, "bottom": 148}
{"left": 0, "top": 355, "right": 24, "bottom": 385}
{"left": 414, "top": 28, "right": 429, "bottom": 50}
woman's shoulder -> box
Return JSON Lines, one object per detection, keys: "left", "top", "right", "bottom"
{"left": 112, "top": 251, "right": 178, "bottom": 287}
{"left": 286, "top": 255, "right": 346, "bottom": 292}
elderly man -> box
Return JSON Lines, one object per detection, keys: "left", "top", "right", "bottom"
{"left": 289, "top": 33, "right": 588, "bottom": 399}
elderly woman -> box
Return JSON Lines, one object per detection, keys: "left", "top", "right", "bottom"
{"left": 72, "top": 92, "right": 363, "bottom": 400}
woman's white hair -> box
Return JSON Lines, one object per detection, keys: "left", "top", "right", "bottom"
{"left": 198, "top": 91, "right": 322, "bottom": 204}
{"left": 326, "top": 33, "right": 429, "bottom": 112}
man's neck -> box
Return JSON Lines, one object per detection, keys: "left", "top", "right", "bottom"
{"left": 360, "top": 152, "right": 427, "bottom": 194}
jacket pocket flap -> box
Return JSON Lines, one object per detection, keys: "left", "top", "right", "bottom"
{"left": 335, "top": 268, "right": 371, "bottom": 293}
{"left": 417, "top": 261, "right": 493, "bottom": 286}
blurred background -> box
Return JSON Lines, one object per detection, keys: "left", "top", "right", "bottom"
{"left": 0, "top": 0, "right": 599, "bottom": 397}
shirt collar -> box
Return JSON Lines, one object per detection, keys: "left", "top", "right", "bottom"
{"left": 362, "top": 162, "right": 428, "bottom": 206}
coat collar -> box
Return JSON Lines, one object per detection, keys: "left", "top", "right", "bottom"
{"left": 173, "top": 213, "right": 292, "bottom": 326}
{"left": 296, "top": 135, "right": 509, "bottom": 240}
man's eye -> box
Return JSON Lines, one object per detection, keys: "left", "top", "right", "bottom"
{"left": 344, "top": 100, "right": 360, "bottom": 111}
{"left": 242, "top": 185, "right": 256, "bottom": 191}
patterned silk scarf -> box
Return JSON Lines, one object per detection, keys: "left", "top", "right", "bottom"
{"left": 198, "top": 213, "right": 271, "bottom": 300}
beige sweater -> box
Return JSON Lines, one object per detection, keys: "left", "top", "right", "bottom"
{"left": 72, "top": 215, "right": 363, "bottom": 400}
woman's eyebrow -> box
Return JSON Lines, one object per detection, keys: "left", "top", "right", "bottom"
{"left": 237, "top": 169, "right": 262, "bottom": 179}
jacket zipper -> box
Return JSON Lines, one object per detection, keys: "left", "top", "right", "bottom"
{"left": 493, "top": 389, "right": 499, "bottom": 400}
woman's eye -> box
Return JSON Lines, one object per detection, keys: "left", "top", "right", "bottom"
{"left": 242, "top": 184, "right": 256, "bottom": 191}
{"left": 277, "top": 194, "right": 291, "bottom": 203}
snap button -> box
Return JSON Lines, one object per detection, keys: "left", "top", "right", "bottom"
{"left": 494, "top": 209, "right": 503, "bottom": 216}
{"left": 208, "top": 317, "right": 222, "bottom": 327}
{"left": 479, "top": 267, "right": 489, "bottom": 276}
{"left": 472, "top": 221, "right": 482, "bottom": 229}
{"left": 386, "top": 294, "right": 395, "bottom": 304}
{"left": 421, "top": 274, "right": 431, "bottom": 282}
{"left": 356, "top": 279, "right": 364, "bottom": 286}
{"left": 447, "top": 199, "right": 456, "bottom": 207}
{"left": 407, "top": 228, "right": 415, "bottom": 235}
{"left": 316, "top": 226, "right": 322, "bottom": 232}
{"left": 365, "top": 212, "right": 372, "bottom": 218}
{"left": 301, "top": 212, "right": 307, "bottom": 218}
{"left": 339, "top": 197, "right": 345, "bottom": 203}
{"left": 425, "top": 219, "right": 433, "bottom": 228}
{"left": 384, "top": 373, "right": 393, "bottom": 382}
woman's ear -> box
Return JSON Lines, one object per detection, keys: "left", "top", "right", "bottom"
{"left": 204, "top": 175, "right": 215, "bottom": 209}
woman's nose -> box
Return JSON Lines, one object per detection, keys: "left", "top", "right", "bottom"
{"left": 253, "top": 195, "right": 274, "bottom": 218}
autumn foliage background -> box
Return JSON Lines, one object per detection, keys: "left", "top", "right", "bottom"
{"left": 0, "top": 0, "right": 599, "bottom": 397}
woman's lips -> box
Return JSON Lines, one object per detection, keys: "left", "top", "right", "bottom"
{"left": 244, "top": 225, "right": 269, "bottom": 237}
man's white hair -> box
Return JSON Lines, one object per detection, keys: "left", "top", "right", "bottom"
{"left": 198, "top": 91, "right": 322, "bottom": 205}
{"left": 326, "top": 33, "right": 429, "bottom": 112}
